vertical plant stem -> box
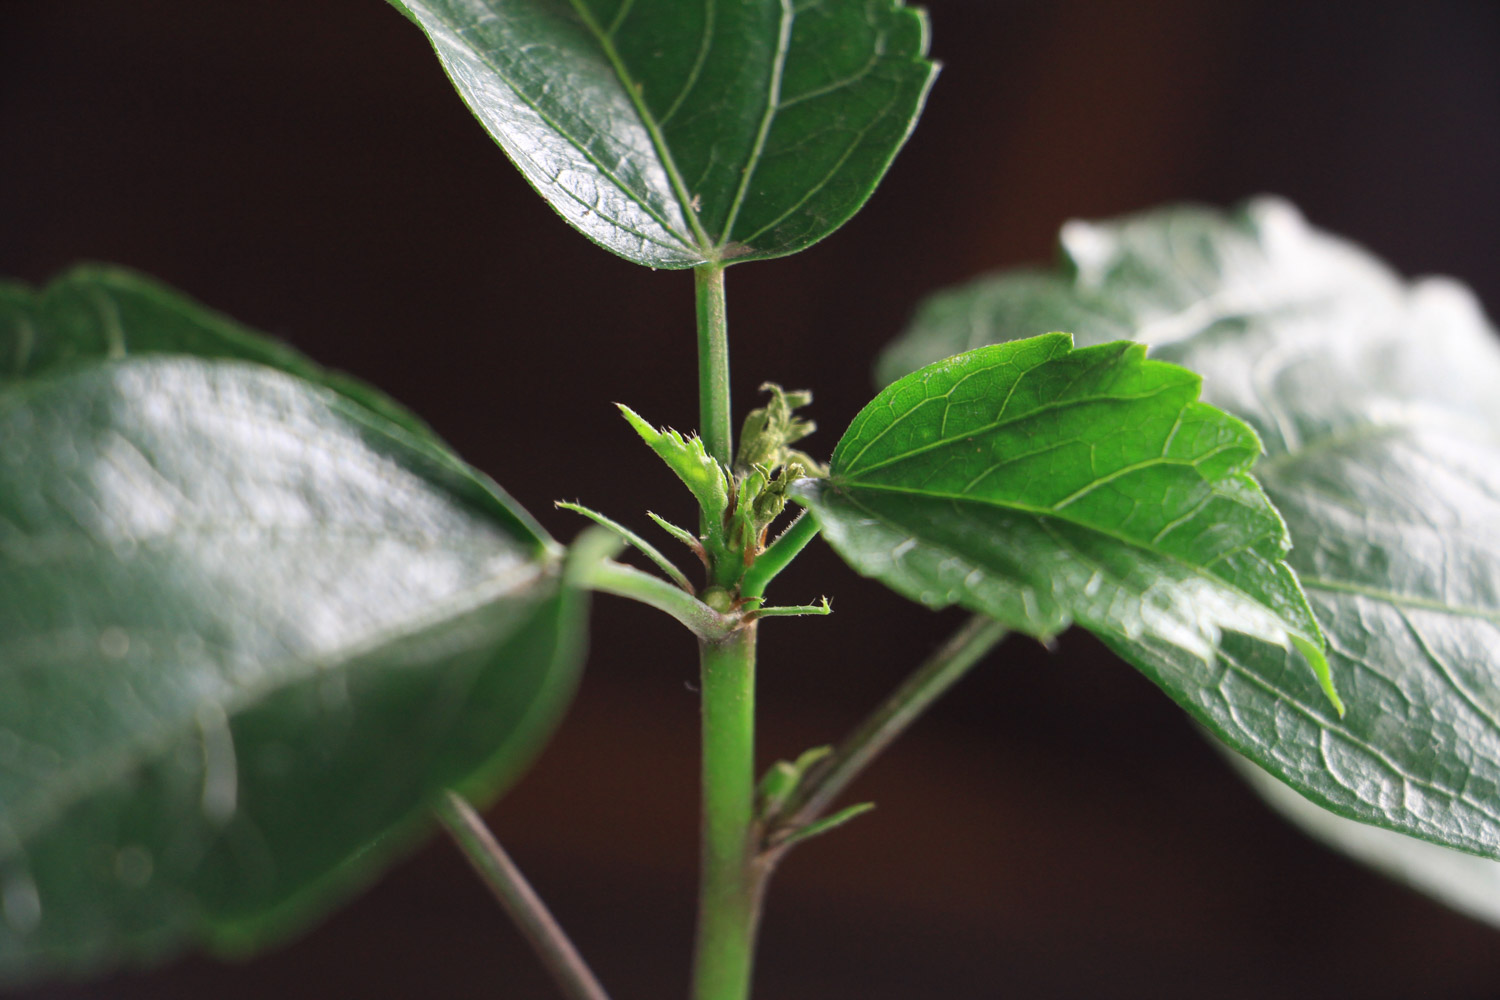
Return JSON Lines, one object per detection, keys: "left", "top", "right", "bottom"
{"left": 437, "top": 791, "right": 611, "bottom": 1000}
{"left": 692, "top": 256, "right": 759, "bottom": 997}
{"left": 695, "top": 264, "right": 733, "bottom": 467}
{"left": 692, "top": 624, "right": 759, "bottom": 1000}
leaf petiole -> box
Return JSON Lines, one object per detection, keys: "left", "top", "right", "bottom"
{"left": 740, "top": 509, "right": 819, "bottom": 600}
{"left": 437, "top": 792, "right": 611, "bottom": 1000}
{"left": 768, "top": 616, "right": 1009, "bottom": 843}
{"left": 695, "top": 264, "right": 733, "bottom": 469}
{"left": 557, "top": 501, "right": 695, "bottom": 592}
{"left": 746, "top": 597, "right": 831, "bottom": 619}
{"left": 569, "top": 527, "right": 734, "bottom": 640}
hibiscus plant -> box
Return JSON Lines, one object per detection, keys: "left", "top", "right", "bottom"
{"left": 3, "top": 3, "right": 1500, "bottom": 998}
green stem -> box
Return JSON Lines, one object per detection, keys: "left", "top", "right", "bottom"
{"left": 557, "top": 501, "right": 696, "bottom": 593}
{"left": 583, "top": 558, "right": 734, "bottom": 640}
{"left": 437, "top": 792, "right": 611, "bottom": 1000}
{"left": 779, "top": 616, "right": 1008, "bottom": 833}
{"left": 692, "top": 625, "right": 759, "bottom": 1000}
{"left": 695, "top": 264, "right": 733, "bottom": 467}
{"left": 740, "top": 511, "right": 819, "bottom": 600}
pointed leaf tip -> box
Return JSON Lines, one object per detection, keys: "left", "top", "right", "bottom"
{"left": 875, "top": 199, "right": 1500, "bottom": 861}
{"left": 804, "top": 332, "right": 1327, "bottom": 706}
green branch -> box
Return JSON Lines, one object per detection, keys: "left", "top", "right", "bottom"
{"left": 772, "top": 616, "right": 1008, "bottom": 841}
{"left": 584, "top": 559, "right": 734, "bottom": 640}
{"left": 740, "top": 510, "right": 820, "bottom": 600}
{"left": 437, "top": 792, "right": 611, "bottom": 1000}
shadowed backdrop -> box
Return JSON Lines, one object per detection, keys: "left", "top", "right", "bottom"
{"left": 3, "top": 1, "right": 1499, "bottom": 997}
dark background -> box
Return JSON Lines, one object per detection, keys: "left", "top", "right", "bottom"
{"left": 4, "top": 1, "right": 1500, "bottom": 997}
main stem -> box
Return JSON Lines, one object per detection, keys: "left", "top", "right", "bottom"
{"left": 691, "top": 262, "right": 758, "bottom": 1000}
{"left": 693, "top": 625, "right": 759, "bottom": 1000}
{"left": 695, "top": 264, "right": 733, "bottom": 467}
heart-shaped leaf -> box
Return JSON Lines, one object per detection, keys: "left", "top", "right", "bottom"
{"left": 795, "top": 332, "right": 1337, "bottom": 709}
{"left": 387, "top": 0, "right": 937, "bottom": 267}
{"left": 877, "top": 198, "right": 1500, "bottom": 859}
{"left": 0, "top": 270, "right": 585, "bottom": 981}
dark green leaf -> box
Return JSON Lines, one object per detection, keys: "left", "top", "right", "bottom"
{"left": 0, "top": 264, "right": 445, "bottom": 448}
{"left": 877, "top": 198, "right": 1500, "bottom": 859}
{"left": 387, "top": 0, "right": 937, "bottom": 267}
{"left": 796, "top": 332, "right": 1336, "bottom": 710}
{"left": 0, "top": 277, "right": 585, "bottom": 980}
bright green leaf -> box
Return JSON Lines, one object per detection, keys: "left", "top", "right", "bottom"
{"left": 795, "top": 332, "right": 1337, "bottom": 709}
{"left": 617, "top": 403, "right": 730, "bottom": 533}
{"left": 386, "top": 0, "right": 937, "bottom": 267}
{"left": 0, "top": 274, "right": 585, "bottom": 981}
{"left": 876, "top": 197, "right": 1500, "bottom": 860}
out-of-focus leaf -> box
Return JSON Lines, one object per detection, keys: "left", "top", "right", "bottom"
{"left": 877, "top": 198, "right": 1500, "bottom": 860}
{"left": 0, "top": 271, "right": 585, "bottom": 981}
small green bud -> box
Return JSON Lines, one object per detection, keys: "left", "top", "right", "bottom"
{"left": 735, "top": 383, "right": 817, "bottom": 474}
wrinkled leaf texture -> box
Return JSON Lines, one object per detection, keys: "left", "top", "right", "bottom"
{"left": 386, "top": 0, "right": 937, "bottom": 267}
{"left": 796, "top": 333, "right": 1337, "bottom": 713}
{"left": 879, "top": 198, "right": 1500, "bottom": 861}
{"left": 0, "top": 267, "right": 584, "bottom": 980}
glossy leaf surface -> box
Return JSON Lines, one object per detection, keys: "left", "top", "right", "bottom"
{"left": 0, "top": 264, "right": 444, "bottom": 448}
{"left": 0, "top": 272, "right": 584, "bottom": 980}
{"left": 796, "top": 333, "right": 1335, "bottom": 707}
{"left": 878, "top": 198, "right": 1500, "bottom": 859}
{"left": 387, "top": 0, "right": 937, "bottom": 267}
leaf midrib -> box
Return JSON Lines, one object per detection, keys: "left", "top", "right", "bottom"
{"left": 838, "top": 380, "right": 1180, "bottom": 477}
{"left": 823, "top": 477, "right": 1289, "bottom": 639}
{"left": 1300, "top": 575, "right": 1500, "bottom": 625}
{"left": 408, "top": 0, "right": 696, "bottom": 258}
{"left": 838, "top": 385, "right": 1192, "bottom": 483}
{"left": 565, "top": 0, "right": 716, "bottom": 254}
{"left": 715, "top": 0, "right": 794, "bottom": 253}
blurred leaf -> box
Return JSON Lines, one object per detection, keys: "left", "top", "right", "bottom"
{"left": 777, "top": 801, "right": 874, "bottom": 848}
{"left": 1227, "top": 749, "right": 1500, "bottom": 929}
{"left": 386, "top": 0, "right": 937, "bottom": 267}
{"left": 0, "top": 272, "right": 585, "bottom": 981}
{"left": 877, "top": 198, "right": 1500, "bottom": 859}
{"left": 0, "top": 265, "right": 442, "bottom": 449}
